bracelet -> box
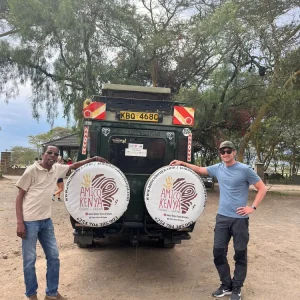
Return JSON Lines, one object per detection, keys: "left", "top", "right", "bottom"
{"left": 251, "top": 205, "right": 256, "bottom": 210}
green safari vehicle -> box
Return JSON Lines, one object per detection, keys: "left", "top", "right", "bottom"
{"left": 68, "top": 84, "right": 205, "bottom": 248}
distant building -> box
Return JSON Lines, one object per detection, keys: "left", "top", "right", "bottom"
{"left": 43, "top": 134, "right": 80, "bottom": 160}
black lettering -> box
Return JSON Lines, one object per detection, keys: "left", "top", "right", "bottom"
{"left": 154, "top": 114, "right": 158, "bottom": 120}
{"left": 131, "top": 113, "right": 135, "bottom": 119}
{"left": 120, "top": 112, "right": 125, "bottom": 118}
{"left": 126, "top": 113, "right": 130, "bottom": 119}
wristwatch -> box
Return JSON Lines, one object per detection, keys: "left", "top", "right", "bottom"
{"left": 251, "top": 205, "right": 256, "bottom": 210}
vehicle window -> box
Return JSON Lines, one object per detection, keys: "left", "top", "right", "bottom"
{"left": 109, "top": 136, "right": 166, "bottom": 174}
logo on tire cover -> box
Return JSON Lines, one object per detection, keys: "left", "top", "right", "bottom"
{"left": 159, "top": 176, "right": 197, "bottom": 213}
{"left": 80, "top": 173, "right": 119, "bottom": 210}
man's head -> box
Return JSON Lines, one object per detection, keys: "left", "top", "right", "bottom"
{"left": 219, "top": 141, "right": 236, "bottom": 165}
{"left": 41, "top": 145, "right": 59, "bottom": 169}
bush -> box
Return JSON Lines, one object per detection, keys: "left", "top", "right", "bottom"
{"left": 269, "top": 173, "right": 285, "bottom": 180}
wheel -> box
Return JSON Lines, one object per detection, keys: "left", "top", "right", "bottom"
{"left": 163, "top": 243, "right": 175, "bottom": 248}
{"left": 144, "top": 166, "right": 206, "bottom": 230}
{"left": 158, "top": 239, "right": 176, "bottom": 248}
{"left": 65, "top": 162, "right": 130, "bottom": 228}
{"left": 77, "top": 243, "right": 90, "bottom": 248}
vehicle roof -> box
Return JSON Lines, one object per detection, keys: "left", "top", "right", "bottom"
{"left": 102, "top": 83, "right": 171, "bottom": 94}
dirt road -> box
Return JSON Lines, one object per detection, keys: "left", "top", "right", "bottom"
{"left": 1, "top": 176, "right": 299, "bottom": 300}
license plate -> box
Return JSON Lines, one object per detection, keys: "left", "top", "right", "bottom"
{"left": 119, "top": 111, "right": 159, "bottom": 122}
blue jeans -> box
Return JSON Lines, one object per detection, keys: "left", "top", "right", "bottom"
{"left": 22, "top": 218, "right": 60, "bottom": 297}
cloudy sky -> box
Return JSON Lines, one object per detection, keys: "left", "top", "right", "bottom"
{"left": 0, "top": 86, "right": 70, "bottom": 153}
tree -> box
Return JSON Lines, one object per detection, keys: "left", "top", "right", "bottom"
{"left": 1, "top": 0, "right": 243, "bottom": 122}
{"left": 1, "top": 0, "right": 300, "bottom": 166}
{"left": 235, "top": 0, "right": 300, "bottom": 160}
{"left": 177, "top": 0, "right": 300, "bottom": 164}
{"left": 10, "top": 146, "right": 37, "bottom": 165}
{"left": 28, "top": 126, "right": 74, "bottom": 155}
{"left": 0, "top": 0, "right": 19, "bottom": 38}
{"left": 1, "top": 0, "right": 123, "bottom": 122}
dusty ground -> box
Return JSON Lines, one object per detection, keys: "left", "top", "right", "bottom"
{"left": 0, "top": 175, "right": 299, "bottom": 300}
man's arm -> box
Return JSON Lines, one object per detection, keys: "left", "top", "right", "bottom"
{"left": 169, "top": 160, "right": 209, "bottom": 175}
{"left": 16, "top": 188, "right": 26, "bottom": 239}
{"left": 68, "top": 156, "right": 109, "bottom": 170}
{"left": 251, "top": 180, "right": 267, "bottom": 208}
{"left": 236, "top": 180, "right": 267, "bottom": 216}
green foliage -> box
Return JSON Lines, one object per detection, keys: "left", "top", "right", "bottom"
{"left": 28, "top": 126, "right": 74, "bottom": 152}
{"left": 1, "top": 0, "right": 300, "bottom": 166}
{"left": 10, "top": 146, "right": 37, "bottom": 165}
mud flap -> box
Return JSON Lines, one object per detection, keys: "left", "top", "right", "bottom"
{"left": 74, "top": 230, "right": 93, "bottom": 247}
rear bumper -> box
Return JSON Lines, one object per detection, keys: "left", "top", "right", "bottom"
{"left": 71, "top": 216, "right": 194, "bottom": 245}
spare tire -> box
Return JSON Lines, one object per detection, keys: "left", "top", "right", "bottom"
{"left": 64, "top": 162, "right": 130, "bottom": 227}
{"left": 144, "top": 165, "right": 206, "bottom": 229}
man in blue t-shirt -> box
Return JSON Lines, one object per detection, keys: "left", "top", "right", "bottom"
{"left": 170, "top": 141, "right": 267, "bottom": 300}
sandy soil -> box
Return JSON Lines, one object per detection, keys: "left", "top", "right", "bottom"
{"left": 0, "top": 175, "right": 299, "bottom": 300}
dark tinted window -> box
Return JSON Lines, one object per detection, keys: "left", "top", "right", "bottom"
{"left": 109, "top": 136, "right": 166, "bottom": 174}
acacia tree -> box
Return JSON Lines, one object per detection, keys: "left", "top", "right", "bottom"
{"left": 235, "top": 0, "right": 300, "bottom": 160}
{"left": 1, "top": 0, "right": 300, "bottom": 166}
{"left": 0, "top": 0, "right": 18, "bottom": 38}
{"left": 176, "top": 0, "right": 300, "bottom": 164}
{"left": 0, "top": 0, "right": 245, "bottom": 122}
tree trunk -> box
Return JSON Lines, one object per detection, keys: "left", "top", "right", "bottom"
{"left": 150, "top": 56, "right": 158, "bottom": 87}
{"left": 237, "top": 103, "right": 269, "bottom": 162}
{"left": 292, "top": 143, "right": 296, "bottom": 174}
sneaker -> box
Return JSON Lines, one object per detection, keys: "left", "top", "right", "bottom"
{"left": 230, "top": 287, "right": 241, "bottom": 300}
{"left": 28, "top": 294, "right": 38, "bottom": 300}
{"left": 52, "top": 195, "right": 56, "bottom": 201}
{"left": 212, "top": 284, "right": 232, "bottom": 297}
{"left": 44, "top": 292, "right": 68, "bottom": 300}
{"left": 57, "top": 198, "right": 63, "bottom": 202}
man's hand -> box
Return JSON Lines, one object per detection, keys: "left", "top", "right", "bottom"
{"left": 236, "top": 206, "right": 255, "bottom": 216}
{"left": 170, "top": 160, "right": 184, "bottom": 166}
{"left": 17, "top": 222, "right": 26, "bottom": 239}
{"left": 94, "top": 156, "right": 109, "bottom": 163}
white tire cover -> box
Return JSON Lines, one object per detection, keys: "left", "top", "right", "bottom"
{"left": 144, "top": 165, "right": 206, "bottom": 229}
{"left": 64, "top": 162, "right": 130, "bottom": 227}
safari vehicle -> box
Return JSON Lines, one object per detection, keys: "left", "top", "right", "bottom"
{"left": 201, "top": 176, "right": 214, "bottom": 189}
{"left": 68, "top": 84, "right": 205, "bottom": 248}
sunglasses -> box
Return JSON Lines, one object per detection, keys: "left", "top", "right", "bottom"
{"left": 220, "top": 149, "right": 233, "bottom": 155}
{"left": 46, "top": 151, "right": 59, "bottom": 157}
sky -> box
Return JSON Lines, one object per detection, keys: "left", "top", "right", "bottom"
{"left": 0, "top": 85, "right": 71, "bottom": 153}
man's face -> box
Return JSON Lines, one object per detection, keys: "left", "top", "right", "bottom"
{"left": 219, "top": 147, "right": 236, "bottom": 163}
{"left": 42, "top": 146, "right": 59, "bottom": 166}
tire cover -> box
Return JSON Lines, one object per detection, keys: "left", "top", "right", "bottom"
{"left": 144, "top": 165, "right": 206, "bottom": 229}
{"left": 64, "top": 162, "right": 130, "bottom": 227}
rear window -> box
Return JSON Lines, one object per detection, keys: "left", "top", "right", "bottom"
{"left": 109, "top": 136, "right": 166, "bottom": 174}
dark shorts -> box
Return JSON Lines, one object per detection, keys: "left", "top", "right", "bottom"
{"left": 57, "top": 178, "right": 63, "bottom": 183}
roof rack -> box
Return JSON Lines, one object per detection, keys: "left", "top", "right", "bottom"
{"left": 101, "top": 83, "right": 171, "bottom": 101}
